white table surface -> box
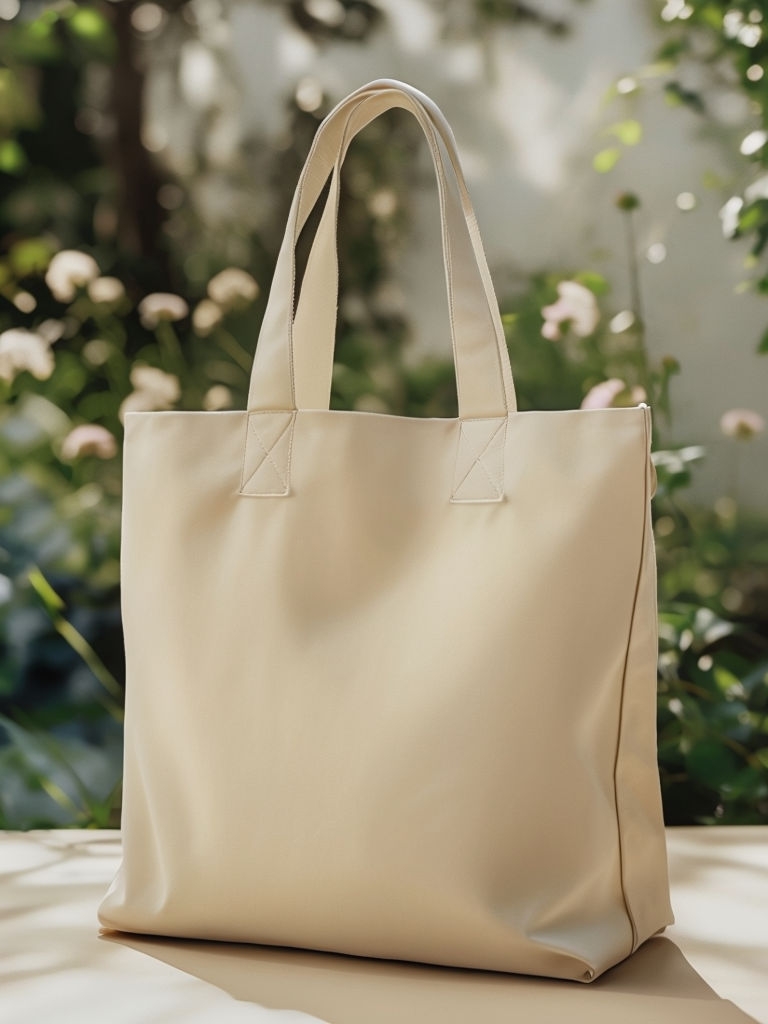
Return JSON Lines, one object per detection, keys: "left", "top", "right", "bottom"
{"left": 0, "top": 827, "right": 765, "bottom": 1023}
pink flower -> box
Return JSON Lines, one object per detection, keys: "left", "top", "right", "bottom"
{"left": 61, "top": 424, "right": 118, "bottom": 460}
{"left": 581, "top": 378, "right": 627, "bottom": 410}
{"left": 0, "top": 329, "right": 54, "bottom": 383}
{"left": 720, "top": 408, "right": 765, "bottom": 440}
{"left": 541, "top": 281, "right": 600, "bottom": 340}
{"left": 541, "top": 319, "right": 562, "bottom": 342}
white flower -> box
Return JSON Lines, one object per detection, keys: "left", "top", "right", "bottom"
{"left": 45, "top": 250, "right": 100, "bottom": 302}
{"left": 129, "top": 364, "right": 181, "bottom": 403}
{"left": 541, "top": 319, "right": 561, "bottom": 342}
{"left": 541, "top": 281, "right": 600, "bottom": 339}
{"left": 340, "top": 292, "right": 368, "bottom": 324}
{"left": 61, "top": 424, "right": 118, "bottom": 460}
{"left": 207, "top": 268, "right": 259, "bottom": 311}
{"left": 581, "top": 378, "right": 627, "bottom": 410}
{"left": 371, "top": 281, "right": 404, "bottom": 317}
{"left": 202, "top": 384, "right": 232, "bottom": 410}
{"left": 193, "top": 299, "right": 223, "bottom": 336}
{"left": 720, "top": 408, "right": 765, "bottom": 440}
{"left": 12, "top": 291, "right": 36, "bottom": 313}
{"left": 719, "top": 197, "right": 743, "bottom": 239}
{"left": 119, "top": 390, "right": 163, "bottom": 419}
{"left": 368, "top": 188, "right": 398, "bottom": 219}
{"left": 745, "top": 175, "right": 768, "bottom": 203}
{"left": 82, "top": 339, "right": 111, "bottom": 366}
{"left": 87, "top": 276, "right": 126, "bottom": 304}
{"left": 138, "top": 292, "right": 189, "bottom": 328}
{"left": 120, "top": 364, "right": 181, "bottom": 422}
{"left": 355, "top": 394, "right": 389, "bottom": 414}
{"left": 37, "top": 319, "right": 66, "bottom": 344}
{"left": 0, "top": 329, "right": 55, "bottom": 383}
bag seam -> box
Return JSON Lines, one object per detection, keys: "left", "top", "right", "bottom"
{"left": 610, "top": 406, "right": 652, "bottom": 956}
{"left": 246, "top": 420, "right": 293, "bottom": 491}
{"left": 451, "top": 418, "right": 506, "bottom": 499}
{"left": 240, "top": 411, "right": 296, "bottom": 495}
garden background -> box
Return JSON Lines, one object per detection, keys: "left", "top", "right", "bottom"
{"left": 0, "top": 0, "right": 767, "bottom": 829}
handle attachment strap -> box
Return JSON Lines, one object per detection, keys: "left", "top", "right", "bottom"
{"left": 241, "top": 81, "right": 511, "bottom": 502}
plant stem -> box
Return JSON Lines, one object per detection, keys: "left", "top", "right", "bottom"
{"left": 621, "top": 208, "right": 653, "bottom": 405}
{"left": 28, "top": 567, "right": 124, "bottom": 712}
{"left": 623, "top": 209, "right": 644, "bottom": 326}
{"left": 730, "top": 445, "right": 741, "bottom": 509}
{"left": 156, "top": 320, "right": 185, "bottom": 374}
{"left": 215, "top": 328, "right": 253, "bottom": 374}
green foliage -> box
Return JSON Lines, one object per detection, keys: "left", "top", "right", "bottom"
{"left": 0, "top": 711, "right": 122, "bottom": 828}
{"left": 502, "top": 278, "right": 603, "bottom": 410}
{"left": 0, "top": 0, "right": 766, "bottom": 829}
{"left": 649, "top": 0, "right": 768, "bottom": 348}
{"left": 636, "top": 6, "right": 768, "bottom": 817}
{"left": 440, "top": 248, "right": 768, "bottom": 823}
{"left": 653, "top": 492, "right": 768, "bottom": 822}
{"left": 593, "top": 120, "right": 643, "bottom": 173}
{"left": 0, "top": 0, "right": 460, "bottom": 828}
{"left": 593, "top": 147, "right": 622, "bottom": 173}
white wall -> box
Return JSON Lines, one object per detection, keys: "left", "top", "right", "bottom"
{"left": 202, "top": 0, "right": 768, "bottom": 508}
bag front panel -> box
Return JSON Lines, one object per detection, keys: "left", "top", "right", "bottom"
{"left": 99, "top": 405, "right": 664, "bottom": 980}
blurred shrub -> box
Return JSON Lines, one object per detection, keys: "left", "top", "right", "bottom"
{"left": 500, "top": 243, "right": 768, "bottom": 823}
{"left": 654, "top": 1, "right": 768, "bottom": 321}
{"left": 0, "top": 1, "right": 766, "bottom": 828}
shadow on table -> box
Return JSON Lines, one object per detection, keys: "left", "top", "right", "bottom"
{"left": 101, "top": 932, "right": 757, "bottom": 1024}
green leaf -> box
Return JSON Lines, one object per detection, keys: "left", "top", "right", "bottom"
{"left": 652, "top": 446, "right": 705, "bottom": 482}
{"left": 741, "top": 661, "right": 768, "bottom": 704}
{"left": 686, "top": 740, "right": 741, "bottom": 790}
{"left": 27, "top": 567, "right": 123, "bottom": 706}
{"left": 608, "top": 119, "right": 643, "bottom": 146}
{"left": 572, "top": 271, "right": 609, "bottom": 296}
{"left": 39, "top": 776, "right": 81, "bottom": 815}
{"left": 759, "top": 326, "right": 768, "bottom": 354}
{"left": 713, "top": 664, "right": 743, "bottom": 698}
{"left": 593, "top": 147, "right": 621, "bottom": 173}
{"left": 719, "top": 766, "right": 768, "bottom": 800}
{"left": 699, "top": 5, "right": 723, "bottom": 32}
{"left": 738, "top": 202, "right": 767, "bottom": 233}
{"left": 0, "top": 68, "right": 40, "bottom": 132}
{"left": 664, "top": 81, "right": 705, "bottom": 113}
{"left": 702, "top": 169, "right": 726, "bottom": 190}
{"left": 8, "top": 237, "right": 56, "bottom": 276}
{"left": 0, "top": 139, "right": 26, "bottom": 175}
{"left": 67, "top": 7, "right": 109, "bottom": 40}
{"left": 7, "top": 11, "right": 63, "bottom": 63}
{"left": 27, "top": 566, "right": 65, "bottom": 614}
{"left": 693, "top": 606, "right": 736, "bottom": 646}
{"left": 656, "top": 39, "right": 687, "bottom": 61}
{"left": 615, "top": 191, "right": 641, "bottom": 211}
{"left": 63, "top": 7, "right": 116, "bottom": 58}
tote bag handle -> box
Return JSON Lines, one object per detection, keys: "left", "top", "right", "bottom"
{"left": 247, "top": 80, "right": 516, "bottom": 420}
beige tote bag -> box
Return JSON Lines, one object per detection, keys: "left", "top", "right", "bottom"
{"left": 99, "top": 80, "right": 673, "bottom": 982}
